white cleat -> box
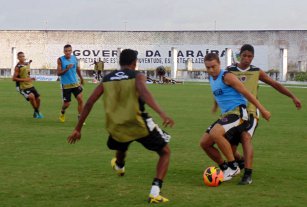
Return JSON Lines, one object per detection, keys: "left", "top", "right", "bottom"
{"left": 223, "top": 167, "right": 240, "bottom": 182}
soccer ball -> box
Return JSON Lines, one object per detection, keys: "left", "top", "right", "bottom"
{"left": 203, "top": 166, "right": 224, "bottom": 187}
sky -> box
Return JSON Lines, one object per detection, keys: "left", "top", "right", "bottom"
{"left": 0, "top": 0, "right": 306, "bottom": 31}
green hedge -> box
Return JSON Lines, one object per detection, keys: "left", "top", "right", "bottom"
{"left": 294, "top": 72, "right": 307, "bottom": 81}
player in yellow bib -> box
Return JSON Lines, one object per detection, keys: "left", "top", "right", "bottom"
{"left": 12, "top": 52, "right": 43, "bottom": 118}
{"left": 67, "top": 49, "right": 174, "bottom": 204}
{"left": 200, "top": 44, "right": 302, "bottom": 185}
{"left": 93, "top": 59, "right": 104, "bottom": 81}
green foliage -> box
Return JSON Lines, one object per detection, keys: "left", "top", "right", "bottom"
{"left": 294, "top": 72, "right": 307, "bottom": 82}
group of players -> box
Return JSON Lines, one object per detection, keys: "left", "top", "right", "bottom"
{"left": 13, "top": 45, "right": 85, "bottom": 123}
{"left": 12, "top": 44, "right": 302, "bottom": 204}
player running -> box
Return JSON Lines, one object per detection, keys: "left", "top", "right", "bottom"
{"left": 12, "top": 52, "right": 43, "bottom": 118}
{"left": 57, "top": 44, "right": 84, "bottom": 123}
{"left": 201, "top": 44, "right": 302, "bottom": 185}
{"left": 200, "top": 53, "right": 271, "bottom": 182}
{"left": 67, "top": 49, "right": 174, "bottom": 204}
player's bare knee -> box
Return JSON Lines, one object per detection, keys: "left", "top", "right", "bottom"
{"left": 77, "top": 96, "right": 83, "bottom": 105}
{"left": 28, "top": 94, "right": 35, "bottom": 101}
{"left": 158, "top": 145, "right": 171, "bottom": 157}
{"left": 63, "top": 102, "right": 70, "bottom": 108}
{"left": 241, "top": 132, "right": 252, "bottom": 144}
{"left": 200, "top": 133, "right": 213, "bottom": 150}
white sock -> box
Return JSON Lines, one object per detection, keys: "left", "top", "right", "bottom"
{"left": 150, "top": 185, "right": 160, "bottom": 197}
{"left": 115, "top": 164, "right": 124, "bottom": 171}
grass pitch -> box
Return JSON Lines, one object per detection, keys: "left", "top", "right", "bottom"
{"left": 0, "top": 79, "right": 306, "bottom": 207}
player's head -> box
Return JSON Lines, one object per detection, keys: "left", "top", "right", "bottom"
{"left": 119, "top": 49, "right": 138, "bottom": 70}
{"left": 240, "top": 44, "right": 254, "bottom": 67}
{"left": 17, "top": 52, "right": 26, "bottom": 62}
{"left": 64, "top": 44, "right": 72, "bottom": 58}
{"left": 204, "top": 53, "right": 221, "bottom": 77}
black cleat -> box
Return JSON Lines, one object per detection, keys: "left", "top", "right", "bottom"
{"left": 238, "top": 174, "right": 253, "bottom": 185}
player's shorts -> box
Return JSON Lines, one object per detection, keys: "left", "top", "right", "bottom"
{"left": 20, "top": 87, "right": 40, "bottom": 101}
{"left": 206, "top": 106, "right": 248, "bottom": 145}
{"left": 229, "top": 114, "right": 259, "bottom": 145}
{"left": 244, "top": 114, "right": 258, "bottom": 137}
{"left": 62, "top": 86, "right": 83, "bottom": 102}
{"left": 107, "top": 117, "right": 170, "bottom": 152}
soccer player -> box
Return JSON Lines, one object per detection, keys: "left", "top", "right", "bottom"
{"left": 67, "top": 49, "right": 174, "bottom": 204}
{"left": 94, "top": 59, "right": 104, "bottom": 81}
{"left": 57, "top": 44, "right": 84, "bottom": 123}
{"left": 12, "top": 52, "right": 43, "bottom": 118}
{"left": 201, "top": 44, "right": 302, "bottom": 185}
{"left": 200, "top": 53, "right": 271, "bottom": 181}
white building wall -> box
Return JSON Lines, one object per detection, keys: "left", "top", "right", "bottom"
{"left": 0, "top": 30, "right": 307, "bottom": 72}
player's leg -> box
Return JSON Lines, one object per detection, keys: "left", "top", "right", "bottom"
{"left": 73, "top": 86, "right": 84, "bottom": 119}
{"left": 136, "top": 122, "right": 171, "bottom": 203}
{"left": 200, "top": 133, "right": 228, "bottom": 170}
{"left": 107, "top": 136, "right": 130, "bottom": 176}
{"left": 155, "top": 144, "right": 170, "bottom": 181}
{"left": 59, "top": 89, "right": 71, "bottom": 122}
{"left": 27, "top": 93, "right": 38, "bottom": 115}
{"left": 209, "top": 124, "right": 235, "bottom": 162}
{"left": 32, "top": 87, "right": 43, "bottom": 118}
{"left": 97, "top": 70, "right": 101, "bottom": 81}
{"left": 239, "top": 117, "right": 257, "bottom": 185}
{"left": 209, "top": 114, "right": 244, "bottom": 181}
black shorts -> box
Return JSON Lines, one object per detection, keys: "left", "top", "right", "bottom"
{"left": 230, "top": 114, "right": 259, "bottom": 145}
{"left": 20, "top": 87, "right": 40, "bottom": 101}
{"left": 206, "top": 106, "right": 248, "bottom": 146}
{"left": 62, "top": 86, "right": 83, "bottom": 102}
{"left": 107, "top": 118, "right": 170, "bottom": 152}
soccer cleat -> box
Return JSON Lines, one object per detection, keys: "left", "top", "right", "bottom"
{"left": 148, "top": 194, "right": 169, "bottom": 204}
{"left": 111, "top": 158, "right": 125, "bottom": 176}
{"left": 223, "top": 167, "right": 241, "bottom": 182}
{"left": 33, "top": 112, "right": 38, "bottom": 118}
{"left": 59, "top": 113, "right": 65, "bottom": 123}
{"left": 36, "top": 113, "right": 44, "bottom": 119}
{"left": 238, "top": 174, "right": 253, "bottom": 185}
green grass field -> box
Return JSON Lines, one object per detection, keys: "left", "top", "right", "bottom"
{"left": 0, "top": 79, "right": 306, "bottom": 207}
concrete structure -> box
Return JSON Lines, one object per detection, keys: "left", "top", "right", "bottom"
{"left": 1, "top": 30, "right": 307, "bottom": 79}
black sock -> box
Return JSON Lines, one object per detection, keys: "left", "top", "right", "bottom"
{"left": 61, "top": 110, "right": 65, "bottom": 115}
{"left": 152, "top": 178, "right": 163, "bottom": 189}
{"left": 115, "top": 160, "right": 125, "bottom": 168}
{"left": 228, "top": 161, "right": 238, "bottom": 170}
{"left": 244, "top": 168, "right": 252, "bottom": 177}
{"left": 236, "top": 159, "right": 245, "bottom": 169}
{"left": 34, "top": 108, "right": 39, "bottom": 113}
{"left": 219, "top": 161, "right": 228, "bottom": 171}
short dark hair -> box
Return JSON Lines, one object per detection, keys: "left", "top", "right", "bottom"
{"left": 119, "top": 49, "right": 138, "bottom": 66}
{"left": 240, "top": 44, "right": 254, "bottom": 55}
{"left": 17, "top": 52, "right": 24, "bottom": 56}
{"left": 64, "top": 44, "right": 72, "bottom": 49}
{"left": 204, "top": 53, "right": 220, "bottom": 63}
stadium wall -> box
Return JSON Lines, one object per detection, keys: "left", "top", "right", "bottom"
{"left": 0, "top": 30, "right": 307, "bottom": 73}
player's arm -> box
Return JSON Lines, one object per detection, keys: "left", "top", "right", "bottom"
{"left": 67, "top": 84, "right": 104, "bottom": 144}
{"left": 76, "top": 61, "right": 84, "bottom": 85}
{"left": 259, "top": 69, "right": 302, "bottom": 109}
{"left": 224, "top": 72, "right": 271, "bottom": 121}
{"left": 12, "top": 66, "right": 33, "bottom": 82}
{"left": 136, "top": 73, "right": 174, "bottom": 127}
{"left": 57, "top": 58, "right": 72, "bottom": 76}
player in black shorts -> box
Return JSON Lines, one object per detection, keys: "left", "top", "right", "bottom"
{"left": 12, "top": 52, "right": 43, "bottom": 118}
{"left": 67, "top": 49, "right": 174, "bottom": 204}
